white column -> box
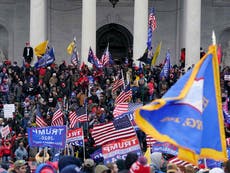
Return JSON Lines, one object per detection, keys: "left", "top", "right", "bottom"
{"left": 30, "top": 0, "right": 47, "bottom": 49}
{"left": 81, "top": 0, "right": 96, "bottom": 65}
{"left": 184, "top": 0, "right": 201, "bottom": 68}
{"left": 133, "top": 0, "right": 148, "bottom": 66}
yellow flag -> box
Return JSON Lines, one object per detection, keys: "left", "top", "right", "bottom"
{"left": 144, "top": 147, "right": 151, "bottom": 164}
{"left": 67, "top": 41, "right": 75, "bottom": 55}
{"left": 151, "top": 41, "right": 162, "bottom": 66}
{"left": 34, "top": 40, "right": 48, "bottom": 56}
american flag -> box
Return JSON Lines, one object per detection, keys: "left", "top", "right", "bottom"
{"left": 101, "top": 44, "right": 110, "bottom": 66}
{"left": 68, "top": 111, "right": 78, "bottom": 129}
{"left": 146, "top": 135, "right": 157, "bottom": 147}
{"left": 115, "top": 85, "right": 132, "bottom": 104}
{"left": 51, "top": 108, "right": 64, "bottom": 126}
{"left": 36, "top": 105, "right": 47, "bottom": 127}
{"left": 113, "top": 102, "right": 143, "bottom": 117}
{"left": 76, "top": 106, "right": 88, "bottom": 122}
{"left": 169, "top": 156, "right": 197, "bottom": 168}
{"left": 91, "top": 114, "right": 136, "bottom": 146}
{"left": 112, "top": 76, "right": 124, "bottom": 93}
{"left": 71, "top": 50, "right": 79, "bottom": 66}
{"left": 147, "top": 8, "right": 157, "bottom": 50}
{"left": 148, "top": 8, "right": 157, "bottom": 32}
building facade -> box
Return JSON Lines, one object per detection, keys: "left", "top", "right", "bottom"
{"left": 0, "top": 0, "right": 229, "bottom": 67}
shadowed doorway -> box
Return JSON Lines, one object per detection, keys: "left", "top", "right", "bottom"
{"left": 96, "top": 23, "right": 133, "bottom": 64}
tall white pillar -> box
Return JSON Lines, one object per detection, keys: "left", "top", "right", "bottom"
{"left": 133, "top": 0, "right": 148, "bottom": 66}
{"left": 30, "top": 0, "right": 47, "bottom": 49}
{"left": 184, "top": 0, "right": 201, "bottom": 68}
{"left": 81, "top": 0, "right": 96, "bottom": 65}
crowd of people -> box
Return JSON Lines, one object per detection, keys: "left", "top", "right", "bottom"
{"left": 0, "top": 44, "right": 229, "bottom": 173}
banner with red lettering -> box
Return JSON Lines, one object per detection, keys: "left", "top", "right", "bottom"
{"left": 102, "top": 136, "right": 142, "bottom": 164}
{"left": 67, "top": 128, "right": 84, "bottom": 146}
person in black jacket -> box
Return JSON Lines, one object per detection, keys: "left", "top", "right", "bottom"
{"left": 23, "top": 42, "right": 33, "bottom": 65}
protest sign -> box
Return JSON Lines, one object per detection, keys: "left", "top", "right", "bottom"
{"left": 3, "top": 104, "right": 15, "bottom": 118}
{"left": 67, "top": 128, "right": 84, "bottom": 146}
{"left": 1, "top": 125, "right": 10, "bottom": 138}
{"left": 27, "top": 126, "right": 66, "bottom": 148}
{"left": 102, "top": 136, "right": 142, "bottom": 164}
{"left": 90, "top": 148, "right": 104, "bottom": 163}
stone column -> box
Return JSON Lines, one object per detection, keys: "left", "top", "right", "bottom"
{"left": 133, "top": 0, "right": 148, "bottom": 66}
{"left": 30, "top": 0, "right": 47, "bottom": 49}
{"left": 81, "top": 0, "right": 96, "bottom": 65}
{"left": 183, "top": 0, "right": 201, "bottom": 68}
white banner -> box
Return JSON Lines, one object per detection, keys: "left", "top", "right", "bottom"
{"left": 3, "top": 104, "right": 15, "bottom": 118}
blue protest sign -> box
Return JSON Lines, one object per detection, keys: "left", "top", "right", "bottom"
{"left": 27, "top": 126, "right": 66, "bottom": 148}
{"left": 90, "top": 148, "right": 104, "bottom": 163}
{"left": 102, "top": 136, "right": 142, "bottom": 164}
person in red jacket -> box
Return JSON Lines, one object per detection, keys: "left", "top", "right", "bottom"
{"left": 2, "top": 140, "right": 11, "bottom": 162}
{"left": 130, "top": 156, "right": 152, "bottom": 173}
{"left": 0, "top": 141, "right": 4, "bottom": 162}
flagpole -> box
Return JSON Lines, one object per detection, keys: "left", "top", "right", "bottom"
{"left": 85, "top": 100, "right": 89, "bottom": 139}
{"left": 126, "top": 114, "right": 143, "bottom": 155}
{"left": 82, "top": 126, "right": 86, "bottom": 161}
{"left": 212, "top": 30, "right": 216, "bottom": 45}
{"left": 121, "top": 69, "right": 126, "bottom": 89}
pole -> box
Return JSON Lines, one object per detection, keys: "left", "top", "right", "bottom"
{"left": 212, "top": 30, "right": 216, "bottom": 46}
{"left": 82, "top": 127, "right": 86, "bottom": 161}
{"left": 121, "top": 69, "right": 126, "bottom": 89}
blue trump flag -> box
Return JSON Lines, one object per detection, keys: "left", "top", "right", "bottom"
{"left": 88, "top": 47, "right": 103, "bottom": 69}
{"left": 160, "top": 50, "right": 170, "bottom": 79}
{"left": 134, "top": 45, "right": 227, "bottom": 165}
{"left": 27, "top": 126, "right": 66, "bottom": 148}
{"left": 34, "top": 47, "right": 55, "bottom": 68}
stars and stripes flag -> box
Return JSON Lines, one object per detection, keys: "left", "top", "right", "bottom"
{"left": 115, "top": 84, "right": 132, "bottom": 104}
{"left": 101, "top": 44, "right": 110, "bottom": 66}
{"left": 169, "top": 157, "right": 197, "bottom": 168}
{"left": 76, "top": 106, "right": 88, "bottom": 122}
{"left": 148, "top": 8, "right": 157, "bottom": 32}
{"left": 69, "top": 111, "right": 78, "bottom": 129}
{"left": 71, "top": 50, "right": 79, "bottom": 66}
{"left": 147, "top": 8, "right": 157, "bottom": 50}
{"left": 51, "top": 108, "right": 64, "bottom": 126}
{"left": 113, "top": 102, "right": 143, "bottom": 117}
{"left": 112, "top": 75, "right": 125, "bottom": 93}
{"left": 146, "top": 135, "right": 157, "bottom": 148}
{"left": 68, "top": 106, "right": 88, "bottom": 128}
{"left": 36, "top": 105, "right": 47, "bottom": 127}
{"left": 91, "top": 114, "right": 136, "bottom": 146}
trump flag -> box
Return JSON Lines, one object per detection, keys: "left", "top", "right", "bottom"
{"left": 134, "top": 45, "right": 227, "bottom": 165}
